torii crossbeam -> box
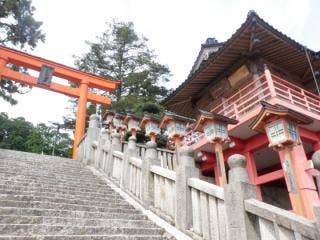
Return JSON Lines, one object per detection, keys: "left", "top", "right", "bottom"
{"left": 0, "top": 46, "right": 119, "bottom": 159}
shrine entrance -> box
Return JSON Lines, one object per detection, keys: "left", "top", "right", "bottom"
{"left": 0, "top": 46, "right": 119, "bottom": 159}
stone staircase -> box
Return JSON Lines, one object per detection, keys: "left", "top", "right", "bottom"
{"left": 0, "top": 149, "right": 169, "bottom": 239}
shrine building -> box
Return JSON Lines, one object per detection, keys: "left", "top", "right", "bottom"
{"left": 162, "top": 11, "right": 320, "bottom": 218}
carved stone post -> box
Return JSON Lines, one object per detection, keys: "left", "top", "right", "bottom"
{"left": 84, "top": 114, "right": 99, "bottom": 165}
{"left": 315, "top": 206, "right": 320, "bottom": 238}
{"left": 175, "top": 146, "right": 199, "bottom": 232}
{"left": 101, "top": 128, "right": 111, "bottom": 172}
{"left": 121, "top": 136, "right": 137, "bottom": 189}
{"left": 95, "top": 129, "right": 108, "bottom": 169}
{"left": 105, "top": 132, "right": 121, "bottom": 177}
{"left": 141, "top": 141, "right": 160, "bottom": 207}
{"left": 312, "top": 150, "right": 320, "bottom": 195}
{"left": 225, "top": 154, "right": 258, "bottom": 240}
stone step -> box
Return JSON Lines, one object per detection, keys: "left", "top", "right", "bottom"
{"left": 0, "top": 215, "right": 158, "bottom": 228}
{"left": 0, "top": 151, "right": 74, "bottom": 162}
{"left": 0, "top": 166, "right": 91, "bottom": 175}
{"left": 0, "top": 172, "right": 102, "bottom": 184}
{"left": 0, "top": 182, "right": 116, "bottom": 195}
{"left": 0, "top": 185, "right": 119, "bottom": 199}
{"left": 0, "top": 176, "right": 109, "bottom": 189}
{"left": 0, "top": 235, "right": 165, "bottom": 240}
{"left": 0, "top": 173, "right": 106, "bottom": 186}
{"left": 0, "top": 200, "right": 139, "bottom": 214}
{"left": 0, "top": 159, "right": 85, "bottom": 168}
{"left": 0, "top": 168, "right": 96, "bottom": 178}
{"left": 0, "top": 161, "right": 86, "bottom": 169}
{"left": 0, "top": 194, "right": 129, "bottom": 207}
{"left": 0, "top": 224, "right": 164, "bottom": 236}
{"left": 0, "top": 207, "right": 148, "bottom": 220}
{"left": 0, "top": 190, "right": 124, "bottom": 204}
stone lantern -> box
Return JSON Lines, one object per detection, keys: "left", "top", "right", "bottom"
{"left": 124, "top": 114, "right": 141, "bottom": 138}
{"left": 251, "top": 101, "right": 314, "bottom": 218}
{"left": 112, "top": 113, "right": 126, "bottom": 140}
{"left": 140, "top": 114, "right": 160, "bottom": 142}
{"left": 160, "top": 111, "right": 195, "bottom": 148}
{"left": 103, "top": 110, "right": 115, "bottom": 139}
{"left": 194, "top": 109, "right": 238, "bottom": 186}
{"left": 104, "top": 110, "right": 115, "bottom": 125}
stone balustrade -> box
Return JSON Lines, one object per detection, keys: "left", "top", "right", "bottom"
{"left": 77, "top": 114, "right": 320, "bottom": 240}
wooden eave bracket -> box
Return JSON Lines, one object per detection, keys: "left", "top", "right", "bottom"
{"left": 250, "top": 101, "right": 313, "bottom": 132}
{"left": 193, "top": 109, "right": 238, "bottom": 132}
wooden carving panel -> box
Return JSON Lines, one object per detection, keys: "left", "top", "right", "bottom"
{"left": 228, "top": 65, "right": 250, "bottom": 87}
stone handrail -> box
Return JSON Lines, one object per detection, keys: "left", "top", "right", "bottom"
{"left": 245, "top": 199, "right": 319, "bottom": 240}
{"left": 150, "top": 165, "right": 176, "bottom": 181}
{"left": 112, "top": 150, "right": 124, "bottom": 181}
{"left": 187, "top": 178, "right": 227, "bottom": 239}
{"left": 78, "top": 115, "right": 320, "bottom": 240}
{"left": 188, "top": 178, "right": 224, "bottom": 200}
{"left": 137, "top": 143, "right": 176, "bottom": 171}
{"left": 77, "top": 133, "right": 87, "bottom": 147}
{"left": 128, "top": 156, "right": 142, "bottom": 200}
{"left": 151, "top": 165, "right": 176, "bottom": 221}
{"left": 129, "top": 156, "right": 142, "bottom": 168}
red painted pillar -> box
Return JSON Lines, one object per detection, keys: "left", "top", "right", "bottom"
{"left": 278, "top": 145, "right": 320, "bottom": 219}
{"left": 213, "top": 163, "right": 221, "bottom": 186}
{"left": 73, "top": 80, "right": 89, "bottom": 160}
{"left": 244, "top": 151, "right": 262, "bottom": 200}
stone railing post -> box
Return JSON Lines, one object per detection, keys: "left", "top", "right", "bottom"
{"left": 315, "top": 206, "right": 320, "bottom": 236}
{"left": 84, "top": 114, "right": 99, "bottom": 166}
{"left": 105, "top": 132, "right": 121, "bottom": 177}
{"left": 121, "top": 136, "right": 137, "bottom": 189}
{"left": 175, "top": 146, "right": 200, "bottom": 232}
{"left": 76, "top": 137, "right": 85, "bottom": 163}
{"left": 141, "top": 141, "right": 160, "bottom": 207}
{"left": 315, "top": 206, "right": 320, "bottom": 238}
{"left": 225, "top": 154, "right": 258, "bottom": 240}
{"left": 95, "top": 129, "right": 108, "bottom": 169}
{"left": 101, "top": 128, "right": 111, "bottom": 172}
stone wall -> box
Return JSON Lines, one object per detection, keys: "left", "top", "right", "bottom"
{"left": 77, "top": 114, "right": 320, "bottom": 240}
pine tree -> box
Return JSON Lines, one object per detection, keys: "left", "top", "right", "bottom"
{"left": 0, "top": 0, "right": 45, "bottom": 104}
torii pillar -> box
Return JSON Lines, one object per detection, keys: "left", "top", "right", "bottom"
{"left": 0, "top": 46, "right": 120, "bottom": 160}
{"left": 73, "top": 80, "right": 89, "bottom": 159}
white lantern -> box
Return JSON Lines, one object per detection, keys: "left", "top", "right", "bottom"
{"left": 105, "top": 114, "right": 114, "bottom": 124}
{"left": 113, "top": 117, "right": 123, "bottom": 130}
{"left": 128, "top": 118, "right": 140, "bottom": 132}
{"left": 145, "top": 121, "right": 160, "bottom": 136}
{"left": 265, "top": 119, "right": 299, "bottom": 147}
{"left": 203, "top": 121, "right": 228, "bottom": 142}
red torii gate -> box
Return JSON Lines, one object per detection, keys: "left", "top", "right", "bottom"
{"left": 0, "top": 46, "right": 119, "bottom": 159}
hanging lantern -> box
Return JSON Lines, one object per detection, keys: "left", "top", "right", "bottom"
{"left": 250, "top": 101, "right": 312, "bottom": 148}
{"left": 193, "top": 109, "right": 238, "bottom": 143}
{"left": 140, "top": 114, "right": 160, "bottom": 141}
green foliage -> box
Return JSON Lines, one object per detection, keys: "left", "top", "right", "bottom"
{"left": 72, "top": 20, "right": 171, "bottom": 113}
{"left": 0, "top": 0, "right": 45, "bottom": 104}
{"left": 62, "top": 20, "right": 172, "bottom": 147}
{"left": 0, "top": 112, "right": 72, "bottom": 157}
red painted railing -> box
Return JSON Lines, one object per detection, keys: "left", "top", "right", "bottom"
{"left": 184, "top": 71, "right": 320, "bottom": 146}
{"left": 271, "top": 74, "right": 320, "bottom": 115}
{"left": 211, "top": 74, "right": 271, "bottom": 119}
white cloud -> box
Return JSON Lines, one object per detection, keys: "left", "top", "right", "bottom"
{"left": 0, "top": 0, "right": 318, "bottom": 125}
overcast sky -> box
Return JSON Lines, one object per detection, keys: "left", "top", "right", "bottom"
{"left": 0, "top": 0, "right": 319, "bottom": 126}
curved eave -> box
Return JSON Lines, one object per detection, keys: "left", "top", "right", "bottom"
{"left": 163, "top": 11, "right": 318, "bottom": 118}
